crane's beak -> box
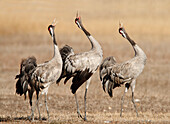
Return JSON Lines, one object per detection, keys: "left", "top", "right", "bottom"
{"left": 119, "top": 21, "right": 123, "bottom": 28}
{"left": 52, "top": 18, "right": 58, "bottom": 26}
{"left": 76, "top": 11, "right": 79, "bottom": 18}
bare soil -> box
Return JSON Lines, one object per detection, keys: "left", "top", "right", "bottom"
{"left": 0, "top": 0, "right": 170, "bottom": 123}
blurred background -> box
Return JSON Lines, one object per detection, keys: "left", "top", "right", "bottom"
{"left": 0, "top": 0, "right": 170, "bottom": 123}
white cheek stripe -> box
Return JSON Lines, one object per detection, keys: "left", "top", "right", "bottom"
{"left": 50, "top": 27, "right": 53, "bottom": 36}
{"left": 77, "top": 22, "right": 82, "bottom": 29}
{"left": 120, "top": 30, "right": 127, "bottom": 39}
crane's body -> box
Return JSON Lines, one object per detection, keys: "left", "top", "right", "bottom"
{"left": 57, "top": 14, "right": 103, "bottom": 121}
{"left": 15, "top": 20, "right": 62, "bottom": 121}
{"left": 99, "top": 23, "right": 147, "bottom": 116}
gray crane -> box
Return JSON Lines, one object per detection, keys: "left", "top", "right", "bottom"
{"left": 57, "top": 13, "right": 103, "bottom": 121}
{"left": 99, "top": 23, "right": 147, "bottom": 117}
{"left": 15, "top": 19, "right": 62, "bottom": 121}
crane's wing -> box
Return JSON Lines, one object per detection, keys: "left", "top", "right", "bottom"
{"left": 71, "top": 68, "right": 93, "bottom": 94}
{"left": 58, "top": 48, "right": 101, "bottom": 94}
{"left": 15, "top": 56, "right": 37, "bottom": 99}
{"left": 67, "top": 52, "right": 101, "bottom": 94}
{"left": 101, "top": 58, "right": 132, "bottom": 97}
{"left": 99, "top": 56, "right": 116, "bottom": 81}
{"left": 56, "top": 45, "right": 75, "bottom": 83}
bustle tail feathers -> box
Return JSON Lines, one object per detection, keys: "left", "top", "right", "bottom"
{"left": 56, "top": 45, "right": 74, "bottom": 83}
{"left": 102, "top": 71, "right": 130, "bottom": 97}
{"left": 71, "top": 69, "right": 93, "bottom": 94}
{"left": 99, "top": 56, "right": 116, "bottom": 81}
{"left": 15, "top": 56, "right": 37, "bottom": 99}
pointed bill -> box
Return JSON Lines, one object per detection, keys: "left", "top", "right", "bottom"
{"left": 76, "top": 11, "right": 79, "bottom": 17}
{"left": 119, "top": 21, "right": 123, "bottom": 28}
{"left": 52, "top": 18, "right": 58, "bottom": 26}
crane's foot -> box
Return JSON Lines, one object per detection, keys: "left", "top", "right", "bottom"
{"left": 28, "top": 115, "right": 34, "bottom": 122}
{"left": 83, "top": 116, "right": 87, "bottom": 121}
{"left": 47, "top": 116, "right": 50, "bottom": 122}
{"left": 39, "top": 116, "right": 42, "bottom": 121}
{"left": 77, "top": 111, "right": 83, "bottom": 119}
{"left": 120, "top": 111, "right": 123, "bottom": 117}
{"left": 136, "top": 112, "right": 139, "bottom": 117}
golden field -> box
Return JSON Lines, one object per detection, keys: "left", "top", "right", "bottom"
{"left": 0, "top": 0, "right": 170, "bottom": 123}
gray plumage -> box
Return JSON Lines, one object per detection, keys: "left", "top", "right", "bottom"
{"left": 15, "top": 20, "right": 62, "bottom": 121}
{"left": 57, "top": 45, "right": 74, "bottom": 83}
{"left": 63, "top": 48, "right": 102, "bottom": 93}
{"left": 99, "top": 23, "right": 147, "bottom": 117}
{"left": 57, "top": 14, "right": 103, "bottom": 121}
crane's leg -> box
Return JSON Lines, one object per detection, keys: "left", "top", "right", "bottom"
{"left": 131, "top": 80, "right": 138, "bottom": 117}
{"left": 28, "top": 89, "right": 34, "bottom": 121}
{"left": 74, "top": 93, "right": 83, "bottom": 119}
{"left": 36, "top": 90, "right": 42, "bottom": 120}
{"left": 120, "top": 83, "right": 130, "bottom": 117}
{"left": 84, "top": 77, "right": 91, "bottom": 121}
{"left": 45, "top": 92, "right": 50, "bottom": 121}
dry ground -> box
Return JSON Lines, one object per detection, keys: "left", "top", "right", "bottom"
{"left": 0, "top": 0, "right": 170, "bottom": 123}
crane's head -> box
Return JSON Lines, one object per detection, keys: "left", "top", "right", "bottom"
{"left": 75, "top": 12, "right": 82, "bottom": 29}
{"left": 48, "top": 18, "right": 58, "bottom": 36}
{"left": 119, "top": 22, "right": 127, "bottom": 39}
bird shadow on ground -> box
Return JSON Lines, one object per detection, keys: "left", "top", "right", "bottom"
{"left": 0, "top": 116, "right": 47, "bottom": 122}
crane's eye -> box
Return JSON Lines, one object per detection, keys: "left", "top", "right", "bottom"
{"left": 75, "top": 18, "right": 79, "bottom": 23}
{"left": 119, "top": 30, "right": 126, "bottom": 38}
{"left": 48, "top": 26, "right": 53, "bottom": 36}
{"left": 48, "top": 27, "right": 51, "bottom": 31}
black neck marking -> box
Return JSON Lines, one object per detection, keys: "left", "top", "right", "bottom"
{"left": 126, "top": 33, "right": 136, "bottom": 46}
{"left": 81, "top": 24, "right": 90, "bottom": 36}
{"left": 52, "top": 33, "right": 57, "bottom": 45}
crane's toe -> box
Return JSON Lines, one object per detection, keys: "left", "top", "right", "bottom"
{"left": 39, "top": 116, "right": 42, "bottom": 121}
{"left": 84, "top": 117, "right": 87, "bottom": 121}
{"left": 77, "top": 111, "right": 83, "bottom": 119}
{"left": 28, "top": 115, "right": 34, "bottom": 122}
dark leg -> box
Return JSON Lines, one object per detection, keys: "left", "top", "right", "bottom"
{"left": 120, "top": 83, "right": 130, "bottom": 117}
{"left": 120, "top": 88, "right": 127, "bottom": 117}
{"left": 74, "top": 93, "right": 83, "bottom": 119}
{"left": 45, "top": 93, "right": 50, "bottom": 121}
{"left": 28, "top": 89, "right": 34, "bottom": 121}
{"left": 84, "top": 77, "right": 91, "bottom": 121}
{"left": 130, "top": 80, "right": 138, "bottom": 117}
{"left": 36, "top": 91, "right": 42, "bottom": 120}
{"left": 132, "top": 92, "right": 138, "bottom": 117}
{"left": 84, "top": 88, "right": 87, "bottom": 121}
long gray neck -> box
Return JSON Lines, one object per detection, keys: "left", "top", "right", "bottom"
{"left": 126, "top": 34, "right": 146, "bottom": 60}
{"left": 52, "top": 33, "right": 57, "bottom": 45}
{"left": 52, "top": 33, "right": 62, "bottom": 62}
{"left": 81, "top": 24, "right": 102, "bottom": 54}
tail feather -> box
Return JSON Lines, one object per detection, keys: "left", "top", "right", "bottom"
{"left": 71, "top": 69, "right": 92, "bottom": 94}
{"left": 99, "top": 56, "right": 116, "bottom": 81}
{"left": 60, "top": 45, "right": 74, "bottom": 62}
{"left": 15, "top": 56, "right": 37, "bottom": 99}
{"left": 102, "top": 72, "right": 130, "bottom": 97}
{"left": 16, "top": 78, "right": 24, "bottom": 96}
{"left": 102, "top": 74, "right": 114, "bottom": 97}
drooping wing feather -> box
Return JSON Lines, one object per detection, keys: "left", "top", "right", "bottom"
{"left": 59, "top": 49, "right": 102, "bottom": 94}
{"left": 57, "top": 45, "right": 74, "bottom": 83}
{"left": 71, "top": 69, "right": 93, "bottom": 94}
{"left": 15, "top": 56, "right": 37, "bottom": 99}
{"left": 100, "top": 57, "right": 134, "bottom": 97}
{"left": 99, "top": 56, "right": 116, "bottom": 81}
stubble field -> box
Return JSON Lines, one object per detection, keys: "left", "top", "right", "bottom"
{"left": 0, "top": 0, "right": 170, "bottom": 123}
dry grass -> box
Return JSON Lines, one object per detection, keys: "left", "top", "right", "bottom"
{"left": 0, "top": 0, "right": 170, "bottom": 123}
